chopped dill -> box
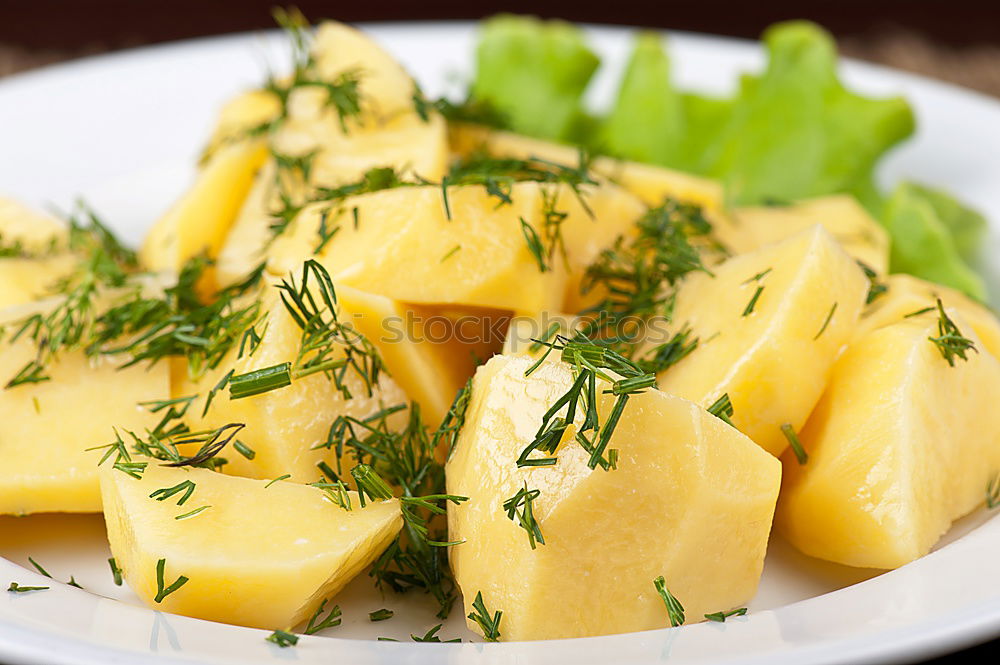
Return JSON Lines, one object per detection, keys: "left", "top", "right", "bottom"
{"left": 369, "top": 608, "right": 394, "bottom": 622}
{"left": 987, "top": 473, "right": 1000, "bottom": 510}
{"left": 653, "top": 576, "right": 685, "bottom": 627}
{"left": 705, "top": 608, "right": 748, "bottom": 622}
{"left": 174, "top": 505, "right": 211, "bottom": 521}
{"left": 304, "top": 599, "right": 343, "bottom": 634}
{"left": 108, "top": 558, "right": 123, "bottom": 586}
{"left": 518, "top": 334, "right": 655, "bottom": 471}
{"left": 857, "top": 260, "right": 887, "bottom": 305}
{"left": 467, "top": 591, "right": 502, "bottom": 642}
{"left": 742, "top": 286, "right": 764, "bottom": 317}
{"left": 503, "top": 483, "right": 545, "bottom": 549}
{"left": 153, "top": 559, "right": 188, "bottom": 603}
{"left": 781, "top": 423, "right": 808, "bottom": 464}
{"left": 928, "top": 298, "right": 977, "bottom": 366}
{"left": 579, "top": 198, "right": 711, "bottom": 356}
{"left": 265, "top": 629, "right": 299, "bottom": 648}
{"left": 149, "top": 480, "right": 196, "bottom": 506}
{"left": 707, "top": 393, "right": 735, "bottom": 427}
{"left": 7, "top": 582, "right": 49, "bottom": 593}
{"left": 814, "top": 302, "right": 838, "bottom": 340}
{"left": 265, "top": 474, "right": 291, "bottom": 489}
{"left": 229, "top": 261, "right": 384, "bottom": 400}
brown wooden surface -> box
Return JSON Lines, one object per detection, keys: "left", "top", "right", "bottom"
{"left": 0, "top": 2, "right": 999, "bottom": 97}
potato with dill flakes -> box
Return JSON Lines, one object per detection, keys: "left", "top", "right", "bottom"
{"left": 214, "top": 21, "right": 450, "bottom": 290}
{"left": 0, "top": 301, "right": 169, "bottom": 516}
{"left": 449, "top": 123, "right": 726, "bottom": 214}
{"left": 0, "top": 196, "right": 76, "bottom": 308}
{"left": 724, "top": 195, "right": 891, "bottom": 274}
{"left": 778, "top": 307, "right": 1000, "bottom": 569}
{"left": 855, "top": 273, "right": 1000, "bottom": 358}
{"left": 447, "top": 353, "right": 780, "bottom": 640}
{"left": 654, "top": 225, "right": 869, "bottom": 457}
{"left": 100, "top": 459, "right": 401, "bottom": 629}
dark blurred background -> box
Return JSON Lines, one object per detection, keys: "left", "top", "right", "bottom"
{"left": 0, "top": 0, "right": 999, "bottom": 97}
{"left": 0, "top": 1, "right": 998, "bottom": 662}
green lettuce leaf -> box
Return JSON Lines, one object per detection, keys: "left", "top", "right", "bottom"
{"left": 472, "top": 15, "right": 600, "bottom": 142}
{"left": 882, "top": 183, "right": 986, "bottom": 300}
{"left": 469, "top": 15, "right": 989, "bottom": 299}
{"left": 599, "top": 33, "right": 732, "bottom": 172}
{"left": 699, "top": 21, "right": 916, "bottom": 205}
{"left": 600, "top": 21, "right": 915, "bottom": 208}
{"left": 600, "top": 33, "right": 684, "bottom": 165}
{"left": 903, "top": 183, "right": 987, "bottom": 264}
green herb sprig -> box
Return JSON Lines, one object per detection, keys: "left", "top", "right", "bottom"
{"left": 467, "top": 591, "right": 502, "bottom": 642}
{"left": 502, "top": 483, "right": 545, "bottom": 549}
{"left": 705, "top": 607, "right": 748, "bottom": 622}
{"left": 153, "top": 559, "right": 188, "bottom": 603}
{"left": 579, "top": 199, "right": 712, "bottom": 355}
{"left": 928, "top": 298, "right": 977, "bottom": 366}
{"left": 304, "top": 599, "right": 342, "bottom": 634}
{"left": 653, "top": 576, "right": 685, "bottom": 627}
{"left": 707, "top": 393, "right": 735, "bottom": 427}
{"left": 229, "top": 260, "right": 384, "bottom": 400}
{"left": 266, "top": 630, "right": 299, "bottom": 648}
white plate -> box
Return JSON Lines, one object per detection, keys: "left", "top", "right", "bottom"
{"left": 1, "top": 21, "right": 999, "bottom": 665}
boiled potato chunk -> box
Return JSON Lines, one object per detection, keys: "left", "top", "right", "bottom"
{"left": 449, "top": 123, "right": 725, "bottom": 213}
{"left": 447, "top": 354, "right": 780, "bottom": 640}
{"left": 777, "top": 311, "right": 1000, "bottom": 569}
{"left": 217, "top": 118, "right": 448, "bottom": 290}
{"left": 312, "top": 21, "right": 417, "bottom": 121}
{"left": 858, "top": 273, "right": 1000, "bottom": 358}
{"left": 551, "top": 182, "right": 646, "bottom": 312}
{"left": 725, "top": 195, "right": 890, "bottom": 274}
{"left": 139, "top": 139, "right": 267, "bottom": 281}
{"left": 0, "top": 196, "right": 67, "bottom": 252}
{"left": 0, "top": 308, "right": 169, "bottom": 515}
{"left": 329, "top": 285, "right": 484, "bottom": 427}
{"left": 658, "top": 226, "right": 868, "bottom": 456}
{"left": 0, "top": 254, "right": 76, "bottom": 308}
{"left": 269, "top": 183, "right": 569, "bottom": 313}
{"left": 215, "top": 160, "right": 280, "bottom": 288}
{"left": 100, "top": 460, "right": 401, "bottom": 629}
{"left": 204, "top": 89, "right": 281, "bottom": 156}
{"left": 190, "top": 281, "right": 409, "bottom": 483}
{"left": 212, "top": 21, "right": 449, "bottom": 289}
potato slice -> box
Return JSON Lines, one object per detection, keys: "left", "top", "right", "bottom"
{"left": 0, "top": 196, "right": 67, "bottom": 252}
{"left": 858, "top": 273, "right": 1000, "bottom": 358}
{"left": 139, "top": 139, "right": 268, "bottom": 283}
{"left": 0, "top": 254, "right": 76, "bottom": 308}
{"left": 724, "top": 195, "right": 890, "bottom": 273}
{"left": 450, "top": 123, "right": 724, "bottom": 213}
{"left": 267, "top": 183, "right": 569, "bottom": 313}
{"left": 182, "top": 280, "right": 409, "bottom": 483}
{"left": 777, "top": 310, "right": 1000, "bottom": 569}
{"left": 100, "top": 460, "right": 400, "bottom": 629}
{"left": 447, "top": 354, "right": 780, "bottom": 640}
{"left": 0, "top": 306, "right": 170, "bottom": 515}
{"left": 657, "top": 226, "right": 868, "bottom": 456}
